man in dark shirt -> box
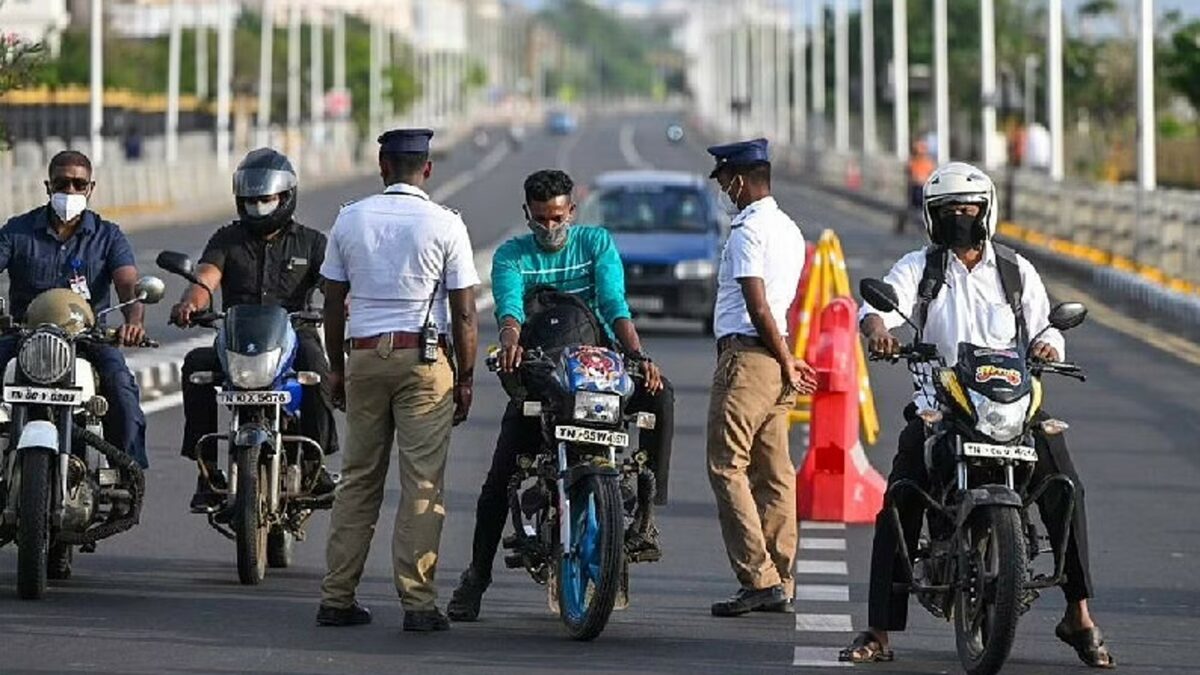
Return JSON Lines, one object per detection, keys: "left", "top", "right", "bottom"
{"left": 170, "top": 148, "right": 338, "bottom": 510}
{"left": 0, "top": 150, "right": 150, "bottom": 467}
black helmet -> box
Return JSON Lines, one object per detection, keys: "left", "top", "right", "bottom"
{"left": 233, "top": 148, "right": 298, "bottom": 236}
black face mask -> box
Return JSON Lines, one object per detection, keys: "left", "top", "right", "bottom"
{"left": 932, "top": 212, "right": 986, "bottom": 249}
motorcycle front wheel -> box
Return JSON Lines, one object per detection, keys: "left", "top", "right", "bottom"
{"left": 234, "top": 446, "right": 268, "bottom": 585}
{"left": 557, "top": 473, "right": 624, "bottom": 641}
{"left": 954, "top": 505, "right": 1027, "bottom": 675}
{"left": 17, "top": 450, "right": 52, "bottom": 599}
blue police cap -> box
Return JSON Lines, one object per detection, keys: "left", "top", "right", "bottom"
{"left": 706, "top": 137, "right": 770, "bottom": 177}
{"left": 378, "top": 128, "right": 434, "bottom": 154}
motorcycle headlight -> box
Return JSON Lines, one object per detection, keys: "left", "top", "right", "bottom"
{"left": 18, "top": 331, "right": 73, "bottom": 384}
{"left": 226, "top": 349, "right": 282, "bottom": 389}
{"left": 573, "top": 392, "right": 621, "bottom": 425}
{"left": 969, "top": 390, "right": 1030, "bottom": 443}
{"left": 674, "top": 259, "right": 716, "bottom": 280}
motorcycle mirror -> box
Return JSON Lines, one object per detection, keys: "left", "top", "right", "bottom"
{"left": 135, "top": 276, "right": 166, "bottom": 305}
{"left": 860, "top": 278, "right": 900, "bottom": 313}
{"left": 156, "top": 250, "right": 195, "bottom": 278}
{"left": 1048, "top": 301, "right": 1088, "bottom": 331}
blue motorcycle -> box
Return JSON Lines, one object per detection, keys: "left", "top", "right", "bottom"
{"left": 158, "top": 251, "right": 332, "bottom": 585}
{"left": 490, "top": 344, "right": 658, "bottom": 640}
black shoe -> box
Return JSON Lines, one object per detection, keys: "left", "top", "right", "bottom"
{"left": 310, "top": 466, "right": 338, "bottom": 497}
{"left": 404, "top": 608, "right": 450, "bottom": 632}
{"left": 752, "top": 597, "right": 795, "bottom": 613}
{"left": 316, "top": 602, "right": 372, "bottom": 627}
{"left": 711, "top": 585, "right": 787, "bottom": 617}
{"left": 447, "top": 568, "right": 490, "bottom": 622}
{"left": 189, "top": 472, "right": 224, "bottom": 513}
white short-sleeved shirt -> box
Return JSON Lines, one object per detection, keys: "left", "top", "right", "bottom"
{"left": 713, "top": 196, "right": 806, "bottom": 340}
{"left": 321, "top": 183, "right": 480, "bottom": 338}
{"left": 858, "top": 243, "right": 1065, "bottom": 410}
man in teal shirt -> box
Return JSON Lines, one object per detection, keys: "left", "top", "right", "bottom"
{"left": 448, "top": 170, "right": 675, "bottom": 622}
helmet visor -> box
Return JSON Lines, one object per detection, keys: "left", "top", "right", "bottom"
{"left": 234, "top": 168, "right": 297, "bottom": 198}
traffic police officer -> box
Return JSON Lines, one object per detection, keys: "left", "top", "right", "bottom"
{"left": 317, "top": 128, "right": 480, "bottom": 633}
{"left": 704, "top": 138, "right": 816, "bottom": 617}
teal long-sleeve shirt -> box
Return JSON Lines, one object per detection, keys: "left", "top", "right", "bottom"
{"left": 491, "top": 226, "right": 631, "bottom": 336}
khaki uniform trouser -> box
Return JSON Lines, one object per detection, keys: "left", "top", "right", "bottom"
{"left": 706, "top": 343, "right": 798, "bottom": 594}
{"left": 320, "top": 346, "right": 455, "bottom": 611}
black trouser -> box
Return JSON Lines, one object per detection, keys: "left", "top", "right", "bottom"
{"left": 466, "top": 377, "right": 675, "bottom": 579}
{"left": 867, "top": 405, "right": 1093, "bottom": 631}
{"left": 180, "top": 326, "right": 339, "bottom": 463}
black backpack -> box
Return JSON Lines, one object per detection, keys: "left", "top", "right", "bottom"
{"left": 917, "top": 243, "right": 1028, "bottom": 346}
{"left": 519, "top": 285, "right": 607, "bottom": 351}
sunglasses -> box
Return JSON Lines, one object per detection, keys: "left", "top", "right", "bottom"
{"left": 48, "top": 177, "right": 93, "bottom": 192}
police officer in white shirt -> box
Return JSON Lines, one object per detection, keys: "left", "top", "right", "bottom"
{"left": 704, "top": 138, "right": 817, "bottom": 618}
{"left": 317, "top": 128, "right": 480, "bottom": 633}
{"left": 841, "top": 163, "right": 1114, "bottom": 668}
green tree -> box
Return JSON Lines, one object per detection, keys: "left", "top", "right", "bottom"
{"left": 1162, "top": 19, "right": 1200, "bottom": 128}
{"left": 0, "top": 0, "right": 47, "bottom": 146}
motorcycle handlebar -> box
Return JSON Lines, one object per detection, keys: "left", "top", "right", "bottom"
{"left": 868, "top": 342, "right": 940, "bottom": 363}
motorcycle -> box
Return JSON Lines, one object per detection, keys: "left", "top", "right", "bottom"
{"left": 157, "top": 251, "right": 333, "bottom": 585}
{"left": 860, "top": 278, "right": 1089, "bottom": 675}
{"left": 0, "top": 278, "right": 164, "bottom": 599}
{"left": 488, "top": 344, "right": 659, "bottom": 641}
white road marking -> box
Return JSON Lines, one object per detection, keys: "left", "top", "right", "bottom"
{"left": 793, "top": 647, "right": 851, "bottom": 668}
{"left": 800, "top": 537, "right": 847, "bottom": 551}
{"left": 556, "top": 125, "right": 583, "bottom": 174}
{"left": 618, "top": 123, "right": 653, "bottom": 170}
{"left": 141, "top": 391, "right": 184, "bottom": 415}
{"left": 795, "top": 560, "right": 848, "bottom": 576}
{"left": 794, "top": 584, "right": 850, "bottom": 603}
{"left": 796, "top": 613, "right": 854, "bottom": 632}
{"left": 431, "top": 141, "right": 511, "bottom": 203}
{"left": 801, "top": 521, "right": 846, "bottom": 530}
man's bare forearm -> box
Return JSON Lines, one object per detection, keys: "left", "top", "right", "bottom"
{"left": 449, "top": 287, "right": 478, "bottom": 382}
{"left": 323, "top": 281, "right": 348, "bottom": 372}
{"left": 612, "top": 318, "right": 643, "bottom": 353}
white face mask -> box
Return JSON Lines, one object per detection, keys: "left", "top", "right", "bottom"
{"left": 50, "top": 193, "right": 88, "bottom": 222}
{"left": 244, "top": 197, "right": 280, "bottom": 217}
{"left": 718, "top": 178, "right": 743, "bottom": 216}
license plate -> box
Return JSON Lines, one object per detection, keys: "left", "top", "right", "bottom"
{"left": 555, "top": 425, "right": 629, "bottom": 447}
{"left": 963, "top": 442, "right": 1037, "bottom": 462}
{"left": 3, "top": 386, "right": 83, "bottom": 406}
{"left": 627, "top": 296, "right": 664, "bottom": 312}
{"left": 217, "top": 390, "right": 291, "bottom": 406}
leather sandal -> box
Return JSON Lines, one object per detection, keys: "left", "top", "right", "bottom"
{"left": 1055, "top": 621, "right": 1117, "bottom": 669}
{"left": 838, "top": 631, "right": 895, "bottom": 663}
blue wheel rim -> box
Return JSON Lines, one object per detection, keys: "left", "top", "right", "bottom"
{"left": 561, "top": 489, "right": 601, "bottom": 623}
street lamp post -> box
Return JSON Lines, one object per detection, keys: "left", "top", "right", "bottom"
{"left": 89, "top": 0, "right": 103, "bottom": 164}
{"left": 310, "top": 7, "right": 325, "bottom": 147}
{"left": 981, "top": 0, "right": 998, "bottom": 168}
{"left": 793, "top": 0, "right": 807, "bottom": 145}
{"left": 1048, "top": 0, "right": 1064, "bottom": 181}
{"left": 257, "top": 0, "right": 275, "bottom": 148}
{"left": 893, "top": 0, "right": 909, "bottom": 161}
{"left": 834, "top": 0, "right": 848, "bottom": 152}
{"left": 812, "top": 0, "right": 826, "bottom": 147}
{"left": 215, "top": 0, "right": 233, "bottom": 168}
{"left": 861, "top": 0, "right": 876, "bottom": 155}
{"left": 933, "top": 0, "right": 949, "bottom": 164}
{"left": 167, "top": 0, "right": 182, "bottom": 164}
{"left": 1137, "top": 0, "right": 1156, "bottom": 192}
{"left": 287, "top": 1, "right": 301, "bottom": 140}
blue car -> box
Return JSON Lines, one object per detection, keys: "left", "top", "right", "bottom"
{"left": 546, "top": 110, "right": 578, "bottom": 135}
{"left": 579, "top": 171, "right": 725, "bottom": 334}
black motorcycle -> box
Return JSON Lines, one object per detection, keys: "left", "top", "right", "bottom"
{"left": 0, "top": 279, "right": 163, "bottom": 599}
{"left": 488, "top": 344, "right": 659, "bottom": 641}
{"left": 860, "top": 278, "right": 1089, "bottom": 675}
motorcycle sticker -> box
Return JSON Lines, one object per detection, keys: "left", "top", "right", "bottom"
{"left": 975, "top": 364, "right": 1022, "bottom": 386}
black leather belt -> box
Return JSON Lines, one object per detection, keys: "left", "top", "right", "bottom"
{"left": 717, "top": 333, "right": 766, "bottom": 355}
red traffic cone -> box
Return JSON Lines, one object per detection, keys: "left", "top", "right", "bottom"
{"left": 797, "top": 297, "right": 886, "bottom": 523}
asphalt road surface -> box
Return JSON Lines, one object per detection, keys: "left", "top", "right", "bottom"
{"left": 1, "top": 112, "right": 1198, "bottom": 674}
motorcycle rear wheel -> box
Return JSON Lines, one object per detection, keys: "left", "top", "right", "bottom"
{"left": 557, "top": 474, "right": 624, "bottom": 641}
{"left": 234, "top": 446, "right": 268, "bottom": 585}
{"left": 17, "top": 450, "right": 51, "bottom": 600}
{"left": 954, "top": 506, "right": 1026, "bottom": 675}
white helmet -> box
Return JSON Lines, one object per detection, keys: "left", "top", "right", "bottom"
{"left": 922, "top": 162, "right": 997, "bottom": 246}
